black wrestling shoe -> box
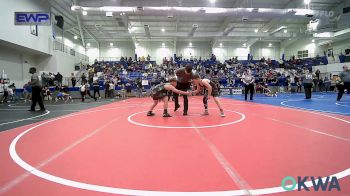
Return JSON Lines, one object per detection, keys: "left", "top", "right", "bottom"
{"left": 147, "top": 111, "right": 155, "bottom": 116}
{"left": 174, "top": 105, "right": 180, "bottom": 112}
{"left": 163, "top": 113, "right": 172, "bottom": 117}
{"left": 183, "top": 112, "right": 188, "bottom": 116}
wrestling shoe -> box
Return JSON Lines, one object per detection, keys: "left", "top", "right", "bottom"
{"left": 201, "top": 110, "right": 209, "bottom": 116}
{"left": 163, "top": 113, "right": 172, "bottom": 117}
{"left": 183, "top": 112, "right": 188, "bottom": 116}
{"left": 220, "top": 112, "right": 226, "bottom": 117}
{"left": 174, "top": 104, "right": 180, "bottom": 111}
{"left": 147, "top": 111, "right": 155, "bottom": 116}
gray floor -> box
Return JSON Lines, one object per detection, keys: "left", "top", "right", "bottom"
{"left": 0, "top": 98, "right": 125, "bottom": 132}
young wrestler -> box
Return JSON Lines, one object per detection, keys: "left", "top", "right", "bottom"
{"left": 192, "top": 74, "right": 226, "bottom": 117}
{"left": 147, "top": 77, "right": 192, "bottom": 117}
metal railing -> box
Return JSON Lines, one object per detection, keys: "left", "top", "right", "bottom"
{"left": 96, "top": 57, "right": 157, "bottom": 62}
{"left": 53, "top": 41, "right": 89, "bottom": 62}
{"left": 285, "top": 47, "right": 350, "bottom": 60}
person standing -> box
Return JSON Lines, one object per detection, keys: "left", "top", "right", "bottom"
{"left": 295, "top": 76, "right": 302, "bottom": 93}
{"left": 173, "top": 64, "right": 196, "bottom": 116}
{"left": 324, "top": 76, "right": 331, "bottom": 92}
{"left": 28, "top": 67, "right": 45, "bottom": 111}
{"left": 337, "top": 65, "right": 350, "bottom": 101}
{"left": 104, "top": 80, "right": 110, "bottom": 98}
{"left": 93, "top": 80, "right": 101, "bottom": 101}
{"left": 302, "top": 69, "right": 314, "bottom": 99}
{"left": 71, "top": 73, "right": 76, "bottom": 87}
{"left": 242, "top": 69, "right": 255, "bottom": 101}
{"left": 56, "top": 72, "right": 63, "bottom": 86}
{"left": 79, "top": 82, "right": 87, "bottom": 102}
{"left": 136, "top": 78, "right": 143, "bottom": 98}
{"left": 147, "top": 77, "right": 191, "bottom": 117}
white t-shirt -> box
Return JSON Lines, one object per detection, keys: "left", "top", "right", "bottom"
{"left": 109, "top": 83, "right": 115, "bottom": 90}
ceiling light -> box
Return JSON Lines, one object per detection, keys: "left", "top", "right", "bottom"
{"left": 106, "top": 12, "right": 113, "bottom": 17}
{"left": 161, "top": 28, "right": 165, "bottom": 32}
{"left": 71, "top": 5, "right": 80, "bottom": 11}
{"left": 110, "top": 43, "right": 113, "bottom": 46}
{"left": 243, "top": 43, "right": 247, "bottom": 47}
{"left": 210, "top": 0, "right": 216, "bottom": 3}
{"left": 205, "top": 8, "right": 227, "bottom": 14}
{"left": 189, "top": 42, "right": 192, "bottom": 46}
{"left": 254, "top": 29, "right": 258, "bottom": 33}
{"left": 87, "top": 43, "right": 91, "bottom": 47}
{"left": 101, "top": 7, "right": 134, "bottom": 12}
{"left": 291, "top": 9, "right": 314, "bottom": 16}
{"left": 82, "top": 11, "right": 87, "bottom": 15}
{"left": 162, "top": 43, "right": 165, "bottom": 46}
{"left": 74, "top": 35, "right": 78, "bottom": 39}
{"left": 219, "top": 43, "right": 223, "bottom": 46}
{"left": 263, "top": 30, "right": 268, "bottom": 33}
{"left": 304, "top": 0, "right": 311, "bottom": 4}
{"left": 283, "top": 29, "right": 288, "bottom": 33}
{"left": 269, "top": 43, "right": 272, "bottom": 47}
{"left": 313, "top": 32, "right": 333, "bottom": 38}
{"left": 312, "top": 39, "right": 315, "bottom": 43}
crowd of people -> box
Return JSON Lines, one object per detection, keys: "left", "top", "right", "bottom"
{"left": 1, "top": 54, "right": 349, "bottom": 110}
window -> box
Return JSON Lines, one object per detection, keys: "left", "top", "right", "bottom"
{"left": 298, "top": 50, "right": 308, "bottom": 58}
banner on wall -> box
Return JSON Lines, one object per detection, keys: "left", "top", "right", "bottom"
{"left": 220, "top": 88, "right": 243, "bottom": 95}
{"left": 15, "top": 12, "right": 51, "bottom": 26}
{"left": 142, "top": 80, "right": 149, "bottom": 86}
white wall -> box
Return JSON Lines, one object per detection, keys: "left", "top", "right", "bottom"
{"left": 0, "top": 46, "right": 85, "bottom": 87}
{"left": 100, "top": 41, "right": 135, "bottom": 60}
{"left": 85, "top": 41, "right": 285, "bottom": 63}
{"left": 251, "top": 42, "right": 281, "bottom": 60}
{"left": 330, "top": 38, "right": 350, "bottom": 55}
{"left": 36, "top": 50, "right": 83, "bottom": 77}
{"left": 0, "top": 47, "right": 31, "bottom": 86}
{"left": 0, "top": 0, "right": 52, "bottom": 55}
{"left": 284, "top": 38, "right": 325, "bottom": 60}
{"left": 312, "top": 62, "right": 348, "bottom": 75}
{"left": 136, "top": 42, "right": 174, "bottom": 64}
{"left": 213, "top": 43, "right": 250, "bottom": 62}
{"left": 176, "top": 41, "right": 212, "bottom": 60}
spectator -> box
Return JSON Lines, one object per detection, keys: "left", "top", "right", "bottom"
{"left": 136, "top": 78, "right": 143, "bottom": 98}
{"left": 28, "top": 67, "right": 45, "bottom": 111}
{"left": 79, "top": 82, "right": 87, "bottom": 102}
{"left": 56, "top": 72, "right": 63, "bottom": 86}
{"left": 93, "top": 80, "right": 101, "bottom": 101}
{"left": 104, "top": 80, "right": 110, "bottom": 98}
{"left": 337, "top": 65, "right": 350, "bottom": 101}
{"left": 109, "top": 81, "right": 115, "bottom": 98}
{"left": 71, "top": 73, "right": 76, "bottom": 87}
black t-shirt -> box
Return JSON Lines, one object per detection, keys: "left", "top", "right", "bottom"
{"left": 175, "top": 67, "right": 194, "bottom": 83}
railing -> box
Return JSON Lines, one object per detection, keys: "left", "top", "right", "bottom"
{"left": 53, "top": 41, "right": 89, "bottom": 62}
{"left": 96, "top": 57, "right": 157, "bottom": 62}
{"left": 285, "top": 46, "right": 350, "bottom": 61}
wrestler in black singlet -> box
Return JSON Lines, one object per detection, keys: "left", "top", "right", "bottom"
{"left": 151, "top": 83, "right": 168, "bottom": 100}
{"left": 199, "top": 79, "right": 219, "bottom": 110}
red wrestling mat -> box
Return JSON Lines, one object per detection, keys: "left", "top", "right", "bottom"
{"left": 1, "top": 97, "right": 350, "bottom": 196}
